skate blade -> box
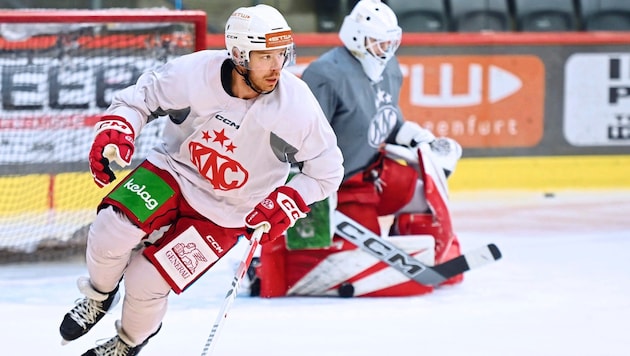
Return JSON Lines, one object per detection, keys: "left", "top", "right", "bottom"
{"left": 61, "top": 338, "right": 71, "bottom": 346}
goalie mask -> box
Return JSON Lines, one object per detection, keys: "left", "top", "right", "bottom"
{"left": 225, "top": 4, "right": 295, "bottom": 70}
{"left": 339, "top": 0, "right": 402, "bottom": 83}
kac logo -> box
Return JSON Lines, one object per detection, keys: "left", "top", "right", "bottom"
{"left": 189, "top": 141, "right": 248, "bottom": 190}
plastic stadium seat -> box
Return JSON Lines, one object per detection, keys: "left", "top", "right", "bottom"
{"left": 580, "top": 0, "right": 630, "bottom": 31}
{"left": 315, "top": 0, "right": 343, "bottom": 32}
{"left": 387, "top": 0, "right": 449, "bottom": 32}
{"left": 449, "top": 0, "right": 513, "bottom": 32}
{"left": 513, "top": 0, "right": 579, "bottom": 31}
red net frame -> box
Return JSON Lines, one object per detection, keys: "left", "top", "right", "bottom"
{"left": 0, "top": 9, "right": 207, "bottom": 50}
{"left": 0, "top": 9, "right": 207, "bottom": 263}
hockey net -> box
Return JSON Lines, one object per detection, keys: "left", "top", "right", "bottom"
{"left": 0, "top": 9, "right": 206, "bottom": 263}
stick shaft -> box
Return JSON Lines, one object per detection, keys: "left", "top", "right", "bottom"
{"left": 200, "top": 227, "right": 264, "bottom": 356}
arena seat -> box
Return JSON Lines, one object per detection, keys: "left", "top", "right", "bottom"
{"left": 449, "top": 0, "right": 513, "bottom": 32}
{"left": 512, "top": 0, "right": 578, "bottom": 31}
{"left": 388, "top": 0, "right": 450, "bottom": 32}
{"left": 580, "top": 0, "right": 630, "bottom": 31}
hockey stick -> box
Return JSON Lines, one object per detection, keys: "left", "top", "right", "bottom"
{"left": 200, "top": 226, "right": 264, "bottom": 356}
{"left": 334, "top": 210, "right": 501, "bottom": 287}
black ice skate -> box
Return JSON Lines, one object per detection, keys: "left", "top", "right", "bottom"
{"left": 82, "top": 320, "right": 161, "bottom": 356}
{"left": 60, "top": 276, "right": 120, "bottom": 344}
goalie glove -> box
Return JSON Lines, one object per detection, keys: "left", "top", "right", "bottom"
{"left": 429, "top": 137, "right": 462, "bottom": 178}
{"left": 88, "top": 115, "right": 135, "bottom": 188}
{"left": 245, "top": 186, "right": 310, "bottom": 244}
{"left": 395, "top": 121, "right": 436, "bottom": 148}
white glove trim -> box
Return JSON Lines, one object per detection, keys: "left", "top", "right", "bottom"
{"left": 95, "top": 117, "right": 135, "bottom": 167}
{"left": 103, "top": 144, "right": 130, "bottom": 168}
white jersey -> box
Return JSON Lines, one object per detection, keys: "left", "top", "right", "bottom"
{"left": 105, "top": 50, "right": 344, "bottom": 227}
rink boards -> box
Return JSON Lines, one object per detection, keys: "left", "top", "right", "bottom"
{"left": 2, "top": 154, "right": 629, "bottom": 214}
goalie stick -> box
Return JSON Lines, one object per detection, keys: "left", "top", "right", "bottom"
{"left": 334, "top": 210, "right": 501, "bottom": 287}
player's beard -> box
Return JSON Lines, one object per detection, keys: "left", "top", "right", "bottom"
{"left": 247, "top": 70, "right": 279, "bottom": 94}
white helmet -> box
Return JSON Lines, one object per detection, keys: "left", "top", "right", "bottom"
{"left": 225, "top": 4, "right": 295, "bottom": 69}
{"left": 339, "top": 0, "right": 402, "bottom": 82}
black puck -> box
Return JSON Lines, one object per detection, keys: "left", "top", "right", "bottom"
{"left": 338, "top": 282, "right": 355, "bottom": 298}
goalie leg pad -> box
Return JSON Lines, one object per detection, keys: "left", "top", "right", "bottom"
{"left": 261, "top": 234, "right": 436, "bottom": 297}
{"left": 438, "top": 237, "right": 464, "bottom": 286}
{"left": 394, "top": 212, "right": 455, "bottom": 264}
{"left": 393, "top": 213, "right": 463, "bottom": 285}
{"left": 374, "top": 156, "right": 418, "bottom": 216}
{"left": 261, "top": 174, "right": 381, "bottom": 297}
{"left": 259, "top": 237, "right": 288, "bottom": 298}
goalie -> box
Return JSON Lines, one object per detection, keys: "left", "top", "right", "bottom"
{"left": 253, "top": 0, "right": 464, "bottom": 298}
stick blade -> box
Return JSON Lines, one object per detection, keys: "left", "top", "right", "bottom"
{"left": 464, "top": 243, "right": 502, "bottom": 270}
{"left": 488, "top": 243, "right": 502, "bottom": 260}
{"left": 432, "top": 243, "right": 502, "bottom": 279}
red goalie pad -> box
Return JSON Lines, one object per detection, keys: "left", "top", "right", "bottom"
{"left": 259, "top": 233, "right": 437, "bottom": 298}
{"left": 258, "top": 144, "right": 463, "bottom": 297}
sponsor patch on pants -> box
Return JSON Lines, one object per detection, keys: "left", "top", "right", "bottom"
{"left": 107, "top": 167, "right": 175, "bottom": 223}
{"left": 144, "top": 226, "right": 220, "bottom": 294}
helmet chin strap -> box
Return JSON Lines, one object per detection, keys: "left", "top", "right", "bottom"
{"left": 235, "top": 66, "right": 276, "bottom": 95}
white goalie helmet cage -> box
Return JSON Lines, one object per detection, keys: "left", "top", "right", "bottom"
{"left": 339, "top": 0, "right": 402, "bottom": 82}
{"left": 225, "top": 4, "right": 295, "bottom": 69}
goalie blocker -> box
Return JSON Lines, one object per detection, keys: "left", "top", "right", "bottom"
{"left": 256, "top": 142, "right": 464, "bottom": 297}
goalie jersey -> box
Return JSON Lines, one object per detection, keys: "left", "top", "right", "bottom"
{"left": 301, "top": 46, "right": 405, "bottom": 180}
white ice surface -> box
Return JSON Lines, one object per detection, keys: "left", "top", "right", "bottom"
{"left": 1, "top": 190, "right": 629, "bottom": 356}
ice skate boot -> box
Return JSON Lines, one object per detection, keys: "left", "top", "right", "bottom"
{"left": 82, "top": 320, "right": 161, "bottom": 356}
{"left": 60, "top": 276, "right": 120, "bottom": 343}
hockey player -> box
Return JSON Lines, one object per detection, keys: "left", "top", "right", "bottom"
{"left": 255, "top": 0, "right": 464, "bottom": 298}
{"left": 58, "top": 4, "right": 343, "bottom": 355}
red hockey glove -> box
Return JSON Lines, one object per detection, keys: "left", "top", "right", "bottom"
{"left": 88, "top": 115, "right": 135, "bottom": 188}
{"left": 245, "top": 186, "right": 310, "bottom": 244}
